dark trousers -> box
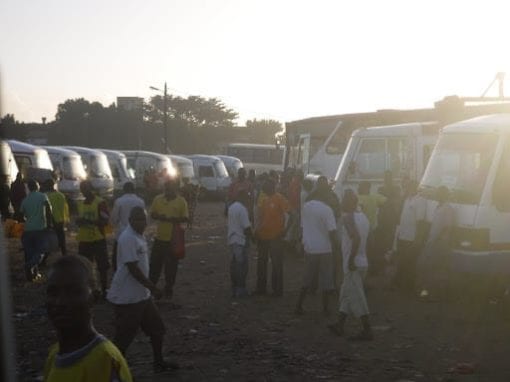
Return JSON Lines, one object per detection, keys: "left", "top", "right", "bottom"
{"left": 149, "top": 239, "right": 179, "bottom": 297}
{"left": 394, "top": 239, "right": 419, "bottom": 292}
{"left": 256, "top": 239, "right": 284, "bottom": 295}
{"left": 54, "top": 222, "right": 67, "bottom": 256}
{"left": 21, "top": 230, "right": 45, "bottom": 281}
{"left": 112, "top": 240, "right": 118, "bottom": 272}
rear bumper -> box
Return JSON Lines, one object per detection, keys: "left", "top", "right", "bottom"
{"left": 451, "top": 250, "right": 510, "bottom": 275}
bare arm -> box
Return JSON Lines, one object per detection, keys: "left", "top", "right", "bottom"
{"left": 126, "top": 262, "right": 162, "bottom": 298}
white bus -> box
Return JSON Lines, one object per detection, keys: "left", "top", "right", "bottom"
{"left": 8, "top": 140, "right": 53, "bottom": 174}
{"left": 226, "top": 143, "right": 283, "bottom": 174}
{"left": 99, "top": 149, "right": 133, "bottom": 194}
{"left": 419, "top": 114, "right": 510, "bottom": 274}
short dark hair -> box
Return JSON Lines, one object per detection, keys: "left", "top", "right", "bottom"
{"left": 123, "top": 181, "right": 135, "bottom": 193}
{"left": 48, "top": 255, "right": 96, "bottom": 290}
{"left": 27, "top": 179, "right": 39, "bottom": 192}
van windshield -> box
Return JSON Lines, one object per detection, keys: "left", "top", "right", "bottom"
{"left": 214, "top": 161, "right": 229, "bottom": 178}
{"left": 90, "top": 154, "right": 112, "bottom": 179}
{"left": 420, "top": 133, "right": 497, "bottom": 204}
{"left": 178, "top": 163, "right": 195, "bottom": 179}
{"left": 63, "top": 156, "right": 87, "bottom": 180}
{"left": 35, "top": 150, "right": 53, "bottom": 170}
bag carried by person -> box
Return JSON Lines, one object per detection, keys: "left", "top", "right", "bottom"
{"left": 171, "top": 224, "right": 186, "bottom": 259}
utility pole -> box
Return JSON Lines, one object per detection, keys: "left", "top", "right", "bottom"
{"left": 163, "top": 82, "right": 168, "bottom": 153}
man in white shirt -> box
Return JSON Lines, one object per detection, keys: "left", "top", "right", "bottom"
{"left": 110, "top": 182, "right": 145, "bottom": 270}
{"left": 107, "top": 207, "right": 178, "bottom": 373}
{"left": 329, "top": 190, "right": 373, "bottom": 341}
{"left": 295, "top": 191, "right": 339, "bottom": 315}
{"left": 393, "top": 180, "right": 426, "bottom": 293}
{"left": 227, "top": 191, "right": 252, "bottom": 298}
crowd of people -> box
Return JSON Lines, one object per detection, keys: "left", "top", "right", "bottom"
{"left": 4, "top": 165, "right": 455, "bottom": 381}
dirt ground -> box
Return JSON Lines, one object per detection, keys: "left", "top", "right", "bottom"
{"left": 9, "top": 201, "right": 510, "bottom": 381}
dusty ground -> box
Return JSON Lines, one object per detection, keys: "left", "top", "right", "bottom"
{"left": 9, "top": 201, "right": 510, "bottom": 381}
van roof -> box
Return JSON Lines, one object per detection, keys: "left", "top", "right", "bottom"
{"left": 8, "top": 140, "right": 47, "bottom": 154}
{"left": 188, "top": 154, "right": 222, "bottom": 161}
{"left": 98, "top": 149, "right": 127, "bottom": 158}
{"left": 228, "top": 143, "right": 281, "bottom": 149}
{"left": 168, "top": 155, "right": 193, "bottom": 165}
{"left": 216, "top": 155, "right": 241, "bottom": 162}
{"left": 351, "top": 122, "right": 437, "bottom": 138}
{"left": 65, "top": 146, "right": 106, "bottom": 156}
{"left": 443, "top": 114, "right": 510, "bottom": 134}
{"left": 123, "top": 150, "right": 168, "bottom": 160}
{"left": 44, "top": 146, "right": 81, "bottom": 156}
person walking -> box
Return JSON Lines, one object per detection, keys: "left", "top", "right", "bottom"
{"left": 393, "top": 180, "right": 426, "bottom": 294}
{"left": 110, "top": 182, "right": 145, "bottom": 270}
{"left": 226, "top": 168, "right": 254, "bottom": 220}
{"left": 227, "top": 191, "right": 252, "bottom": 298}
{"left": 11, "top": 172, "right": 26, "bottom": 220}
{"left": 254, "top": 179, "right": 290, "bottom": 296}
{"left": 108, "top": 207, "right": 178, "bottom": 373}
{"left": 44, "top": 255, "right": 132, "bottom": 382}
{"left": 76, "top": 181, "right": 110, "bottom": 299}
{"left": 20, "top": 179, "right": 53, "bottom": 282}
{"left": 44, "top": 179, "right": 70, "bottom": 256}
{"left": 329, "top": 190, "right": 373, "bottom": 340}
{"left": 294, "top": 191, "right": 339, "bottom": 315}
{"left": 149, "top": 178, "right": 189, "bottom": 301}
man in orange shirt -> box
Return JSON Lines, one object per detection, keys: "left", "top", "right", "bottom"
{"left": 254, "top": 179, "right": 290, "bottom": 296}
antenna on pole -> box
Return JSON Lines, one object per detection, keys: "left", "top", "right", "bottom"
{"left": 481, "top": 72, "right": 505, "bottom": 98}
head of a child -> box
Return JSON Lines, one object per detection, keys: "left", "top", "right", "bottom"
{"left": 46, "top": 256, "right": 95, "bottom": 336}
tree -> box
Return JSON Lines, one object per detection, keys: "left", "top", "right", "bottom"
{"left": 245, "top": 118, "right": 283, "bottom": 144}
{"left": 146, "top": 94, "right": 238, "bottom": 129}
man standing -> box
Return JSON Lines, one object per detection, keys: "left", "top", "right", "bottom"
{"left": 45, "top": 179, "right": 70, "bottom": 256}
{"left": 11, "top": 172, "right": 26, "bottom": 220}
{"left": 393, "top": 180, "right": 426, "bottom": 293}
{"left": 44, "top": 255, "right": 132, "bottom": 381}
{"left": 227, "top": 191, "right": 252, "bottom": 298}
{"left": 149, "top": 178, "right": 189, "bottom": 301}
{"left": 110, "top": 182, "right": 145, "bottom": 270}
{"left": 76, "top": 181, "right": 110, "bottom": 299}
{"left": 108, "top": 207, "right": 178, "bottom": 373}
{"left": 329, "top": 190, "right": 373, "bottom": 340}
{"left": 295, "top": 191, "right": 338, "bottom": 315}
{"left": 227, "top": 168, "right": 254, "bottom": 219}
{"left": 20, "top": 179, "right": 53, "bottom": 282}
{"left": 254, "top": 179, "right": 290, "bottom": 296}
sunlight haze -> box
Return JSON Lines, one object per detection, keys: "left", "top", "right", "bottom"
{"left": 1, "top": 0, "right": 509, "bottom": 123}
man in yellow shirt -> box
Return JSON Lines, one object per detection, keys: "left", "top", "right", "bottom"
{"left": 45, "top": 179, "right": 70, "bottom": 256}
{"left": 77, "top": 181, "right": 110, "bottom": 299}
{"left": 44, "top": 255, "right": 132, "bottom": 382}
{"left": 149, "top": 178, "right": 189, "bottom": 301}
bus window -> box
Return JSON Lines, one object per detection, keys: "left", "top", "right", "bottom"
{"left": 353, "top": 139, "right": 386, "bottom": 179}
{"left": 326, "top": 130, "right": 348, "bottom": 155}
{"left": 387, "top": 138, "right": 408, "bottom": 176}
{"left": 492, "top": 140, "right": 510, "bottom": 211}
{"left": 14, "top": 156, "right": 32, "bottom": 175}
{"left": 199, "top": 166, "right": 214, "bottom": 177}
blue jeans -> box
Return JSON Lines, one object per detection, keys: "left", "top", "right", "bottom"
{"left": 230, "top": 243, "right": 249, "bottom": 296}
{"left": 21, "top": 230, "right": 45, "bottom": 279}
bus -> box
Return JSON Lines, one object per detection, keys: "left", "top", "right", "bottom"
{"left": 225, "top": 143, "right": 283, "bottom": 174}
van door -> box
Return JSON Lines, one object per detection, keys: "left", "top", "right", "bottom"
{"left": 296, "top": 134, "right": 311, "bottom": 174}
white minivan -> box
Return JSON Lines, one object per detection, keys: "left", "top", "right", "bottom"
{"left": 0, "top": 141, "right": 19, "bottom": 185}
{"left": 99, "top": 149, "right": 133, "bottom": 194}
{"left": 8, "top": 140, "right": 53, "bottom": 175}
{"left": 216, "top": 155, "right": 244, "bottom": 178}
{"left": 123, "top": 150, "right": 177, "bottom": 190}
{"left": 45, "top": 146, "right": 87, "bottom": 200}
{"left": 187, "top": 155, "right": 231, "bottom": 196}
{"left": 65, "top": 146, "right": 114, "bottom": 198}
{"left": 169, "top": 155, "right": 198, "bottom": 185}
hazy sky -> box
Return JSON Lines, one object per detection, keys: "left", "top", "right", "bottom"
{"left": 1, "top": 0, "right": 509, "bottom": 124}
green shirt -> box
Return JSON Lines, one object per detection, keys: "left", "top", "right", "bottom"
{"left": 47, "top": 191, "right": 69, "bottom": 224}
{"left": 20, "top": 191, "right": 50, "bottom": 231}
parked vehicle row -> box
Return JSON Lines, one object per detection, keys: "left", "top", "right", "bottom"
{"left": 2, "top": 140, "right": 244, "bottom": 200}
